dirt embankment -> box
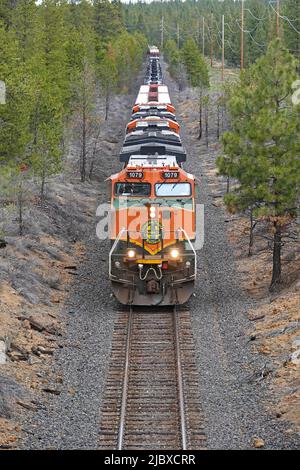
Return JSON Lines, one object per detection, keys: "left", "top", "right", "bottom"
{"left": 227, "top": 216, "right": 300, "bottom": 432}
{"left": 0, "top": 180, "right": 99, "bottom": 448}
{"left": 0, "top": 91, "right": 132, "bottom": 449}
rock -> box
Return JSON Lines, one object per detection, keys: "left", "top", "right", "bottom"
{"left": 18, "top": 316, "right": 61, "bottom": 336}
{"left": 252, "top": 437, "right": 265, "bottom": 448}
{"left": 32, "top": 346, "right": 54, "bottom": 356}
{"left": 42, "top": 387, "right": 61, "bottom": 395}
{"left": 8, "top": 342, "right": 29, "bottom": 361}
{"left": 0, "top": 239, "right": 7, "bottom": 249}
{"left": 0, "top": 340, "right": 7, "bottom": 365}
{"left": 22, "top": 319, "right": 31, "bottom": 329}
{"left": 16, "top": 288, "right": 40, "bottom": 305}
{"left": 0, "top": 374, "right": 29, "bottom": 419}
{"left": 16, "top": 400, "right": 38, "bottom": 411}
{"left": 292, "top": 337, "right": 300, "bottom": 349}
{"left": 249, "top": 314, "right": 265, "bottom": 322}
{"left": 290, "top": 349, "right": 300, "bottom": 365}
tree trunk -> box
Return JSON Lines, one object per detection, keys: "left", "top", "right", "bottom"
{"left": 270, "top": 220, "right": 282, "bottom": 291}
{"left": 226, "top": 175, "right": 230, "bottom": 193}
{"left": 18, "top": 192, "right": 23, "bottom": 236}
{"left": 198, "top": 103, "right": 202, "bottom": 140}
{"left": 81, "top": 106, "right": 86, "bottom": 182}
{"left": 217, "top": 104, "right": 220, "bottom": 140}
{"left": 198, "top": 89, "right": 203, "bottom": 140}
{"left": 248, "top": 210, "right": 257, "bottom": 257}
{"left": 105, "top": 91, "right": 110, "bottom": 121}
{"left": 205, "top": 105, "right": 209, "bottom": 148}
{"left": 40, "top": 168, "right": 46, "bottom": 202}
{"left": 89, "top": 127, "right": 101, "bottom": 180}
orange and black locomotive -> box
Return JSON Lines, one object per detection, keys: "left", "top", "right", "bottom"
{"left": 108, "top": 46, "right": 198, "bottom": 306}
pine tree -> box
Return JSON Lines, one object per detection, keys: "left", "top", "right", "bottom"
{"left": 0, "top": 20, "right": 33, "bottom": 167}
{"left": 217, "top": 39, "right": 300, "bottom": 290}
{"left": 283, "top": 0, "right": 300, "bottom": 59}
{"left": 99, "top": 44, "right": 118, "bottom": 120}
{"left": 181, "top": 38, "right": 209, "bottom": 88}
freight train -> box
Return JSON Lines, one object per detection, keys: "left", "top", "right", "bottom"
{"left": 108, "top": 46, "right": 197, "bottom": 306}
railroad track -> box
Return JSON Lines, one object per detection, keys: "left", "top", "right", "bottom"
{"left": 99, "top": 307, "right": 206, "bottom": 450}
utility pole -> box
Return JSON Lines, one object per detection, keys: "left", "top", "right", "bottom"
{"left": 177, "top": 22, "right": 180, "bottom": 49}
{"left": 202, "top": 16, "right": 205, "bottom": 56}
{"left": 210, "top": 12, "right": 214, "bottom": 68}
{"left": 222, "top": 15, "right": 225, "bottom": 81}
{"left": 161, "top": 16, "right": 164, "bottom": 50}
{"left": 276, "top": 0, "right": 280, "bottom": 37}
{"left": 241, "top": 0, "right": 244, "bottom": 70}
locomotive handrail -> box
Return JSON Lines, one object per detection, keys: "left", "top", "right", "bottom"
{"left": 178, "top": 228, "right": 197, "bottom": 279}
{"left": 109, "top": 227, "right": 126, "bottom": 277}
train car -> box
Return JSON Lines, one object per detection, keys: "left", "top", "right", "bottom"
{"left": 123, "top": 130, "right": 183, "bottom": 149}
{"left": 148, "top": 46, "right": 160, "bottom": 58}
{"left": 108, "top": 156, "right": 196, "bottom": 306}
{"left": 135, "top": 85, "right": 171, "bottom": 106}
{"left": 126, "top": 117, "right": 180, "bottom": 134}
{"left": 132, "top": 103, "right": 176, "bottom": 114}
{"left": 120, "top": 144, "right": 187, "bottom": 165}
{"left": 131, "top": 109, "right": 177, "bottom": 121}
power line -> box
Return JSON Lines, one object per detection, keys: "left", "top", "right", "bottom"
{"left": 269, "top": 1, "right": 300, "bottom": 35}
{"left": 244, "top": 8, "right": 269, "bottom": 22}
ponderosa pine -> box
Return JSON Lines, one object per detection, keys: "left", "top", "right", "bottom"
{"left": 217, "top": 39, "right": 300, "bottom": 290}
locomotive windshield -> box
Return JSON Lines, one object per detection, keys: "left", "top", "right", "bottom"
{"left": 115, "top": 182, "right": 151, "bottom": 196}
{"left": 155, "top": 183, "right": 191, "bottom": 197}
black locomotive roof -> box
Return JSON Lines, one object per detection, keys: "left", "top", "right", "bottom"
{"left": 129, "top": 123, "right": 171, "bottom": 132}
{"left": 120, "top": 142, "right": 186, "bottom": 163}
{"left": 123, "top": 131, "right": 182, "bottom": 147}
{"left": 131, "top": 111, "right": 176, "bottom": 121}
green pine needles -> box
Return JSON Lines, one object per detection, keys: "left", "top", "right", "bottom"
{"left": 217, "top": 39, "right": 300, "bottom": 290}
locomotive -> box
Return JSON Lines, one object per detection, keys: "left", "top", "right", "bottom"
{"left": 108, "top": 47, "right": 198, "bottom": 306}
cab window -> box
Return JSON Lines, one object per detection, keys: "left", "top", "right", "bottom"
{"left": 115, "top": 182, "right": 151, "bottom": 197}
{"left": 155, "top": 182, "right": 191, "bottom": 197}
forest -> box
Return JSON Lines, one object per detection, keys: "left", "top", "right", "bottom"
{"left": 0, "top": 0, "right": 146, "bottom": 210}
{"left": 125, "top": 0, "right": 300, "bottom": 65}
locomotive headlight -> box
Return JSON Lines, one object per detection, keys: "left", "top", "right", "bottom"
{"left": 127, "top": 249, "right": 136, "bottom": 259}
{"left": 149, "top": 206, "right": 156, "bottom": 219}
{"left": 170, "top": 248, "right": 179, "bottom": 259}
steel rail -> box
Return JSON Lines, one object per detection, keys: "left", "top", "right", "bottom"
{"left": 173, "top": 306, "right": 188, "bottom": 450}
{"left": 117, "top": 307, "right": 133, "bottom": 450}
